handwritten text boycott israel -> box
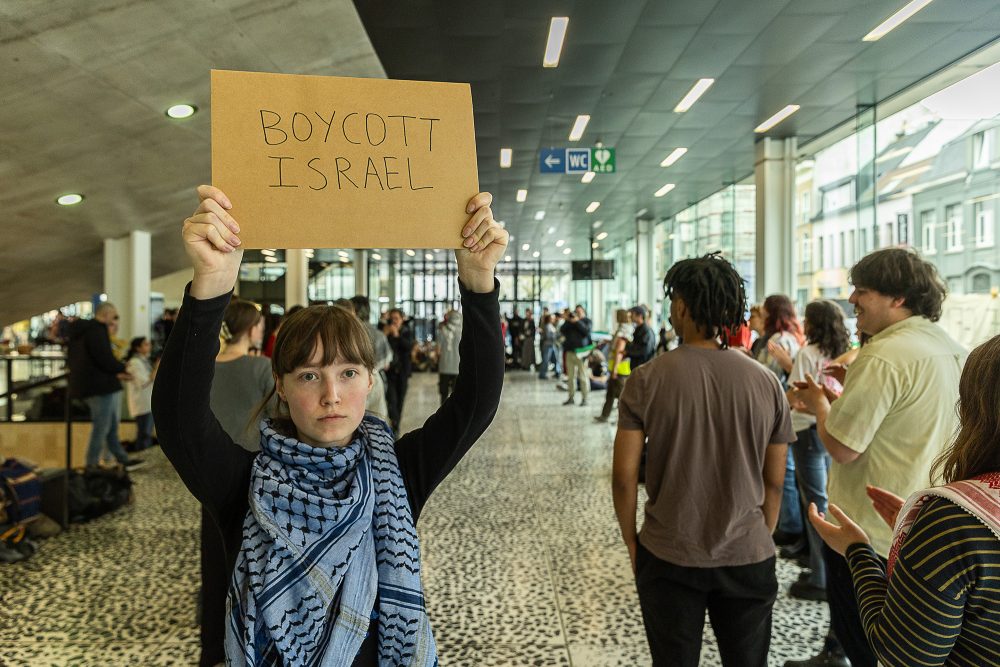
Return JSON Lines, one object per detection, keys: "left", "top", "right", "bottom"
{"left": 211, "top": 70, "right": 479, "bottom": 249}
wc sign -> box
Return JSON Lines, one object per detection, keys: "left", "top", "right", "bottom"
{"left": 539, "top": 147, "right": 616, "bottom": 174}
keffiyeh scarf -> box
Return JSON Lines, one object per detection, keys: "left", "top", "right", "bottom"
{"left": 226, "top": 415, "right": 437, "bottom": 666}
{"left": 887, "top": 472, "right": 1000, "bottom": 578}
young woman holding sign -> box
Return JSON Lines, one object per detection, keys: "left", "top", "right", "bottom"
{"left": 152, "top": 185, "right": 507, "bottom": 666}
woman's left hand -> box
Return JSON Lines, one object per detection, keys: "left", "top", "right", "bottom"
{"left": 767, "top": 339, "right": 794, "bottom": 373}
{"left": 808, "top": 502, "right": 870, "bottom": 556}
{"left": 456, "top": 192, "right": 508, "bottom": 292}
{"left": 789, "top": 373, "right": 829, "bottom": 415}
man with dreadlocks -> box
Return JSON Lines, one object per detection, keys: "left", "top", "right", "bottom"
{"left": 612, "top": 253, "right": 794, "bottom": 667}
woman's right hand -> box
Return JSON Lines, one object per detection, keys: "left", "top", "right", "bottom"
{"left": 183, "top": 185, "right": 243, "bottom": 299}
{"left": 866, "top": 485, "right": 905, "bottom": 529}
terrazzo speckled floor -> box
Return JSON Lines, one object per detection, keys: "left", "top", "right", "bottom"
{"left": 0, "top": 372, "right": 829, "bottom": 666}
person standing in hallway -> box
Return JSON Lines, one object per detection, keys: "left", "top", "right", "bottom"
{"left": 560, "top": 307, "right": 591, "bottom": 406}
{"left": 520, "top": 307, "right": 537, "bottom": 371}
{"left": 613, "top": 253, "right": 794, "bottom": 667}
{"left": 436, "top": 309, "right": 462, "bottom": 404}
{"left": 124, "top": 336, "right": 156, "bottom": 452}
{"left": 596, "top": 309, "right": 633, "bottom": 423}
{"left": 385, "top": 307, "right": 414, "bottom": 433}
{"left": 538, "top": 314, "right": 561, "bottom": 379}
{"left": 67, "top": 302, "right": 142, "bottom": 470}
{"left": 508, "top": 308, "right": 524, "bottom": 368}
{"left": 788, "top": 248, "right": 966, "bottom": 667}
{"left": 625, "top": 305, "right": 656, "bottom": 371}
{"left": 350, "top": 295, "right": 392, "bottom": 421}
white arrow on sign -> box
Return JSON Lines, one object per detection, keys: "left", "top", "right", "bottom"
{"left": 544, "top": 154, "right": 562, "bottom": 168}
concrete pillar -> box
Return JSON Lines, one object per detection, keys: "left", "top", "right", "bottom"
{"left": 103, "top": 230, "right": 151, "bottom": 339}
{"left": 285, "top": 249, "right": 309, "bottom": 309}
{"left": 636, "top": 218, "right": 654, "bottom": 310}
{"left": 754, "top": 137, "right": 797, "bottom": 301}
{"left": 354, "top": 250, "right": 369, "bottom": 298}
{"left": 387, "top": 254, "right": 398, "bottom": 309}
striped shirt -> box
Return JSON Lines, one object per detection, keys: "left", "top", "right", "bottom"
{"left": 845, "top": 497, "right": 1000, "bottom": 666}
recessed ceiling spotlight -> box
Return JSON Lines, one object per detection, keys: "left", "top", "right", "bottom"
{"left": 522, "top": 243, "right": 530, "bottom": 251}
{"left": 406, "top": 249, "right": 416, "bottom": 257}
{"left": 56, "top": 193, "right": 83, "bottom": 206}
{"left": 592, "top": 220, "right": 603, "bottom": 228}
{"left": 547, "top": 226, "right": 556, "bottom": 234}
{"left": 516, "top": 189, "right": 528, "bottom": 202}
{"left": 674, "top": 79, "right": 715, "bottom": 113}
{"left": 264, "top": 256, "right": 277, "bottom": 263}
{"left": 596, "top": 232, "right": 608, "bottom": 240}
{"left": 592, "top": 242, "right": 599, "bottom": 249}
{"left": 586, "top": 201, "right": 600, "bottom": 213}
{"left": 562, "top": 248, "right": 571, "bottom": 255}
{"left": 655, "top": 183, "right": 676, "bottom": 197}
{"left": 581, "top": 171, "right": 596, "bottom": 183}
{"left": 543, "top": 17, "right": 569, "bottom": 67}
{"left": 166, "top": 104, "right": 197, "bottom": 119}
{"left": 660, "top": 148, "right": 688, "bottom": 167}
{"left": 863, "top": 0, "right": 934, "bottom": 42}
{"left": 425, "top": 253, "right": 434, "bottom": 260}
{"left": 556, "top": 239, "right": 565, "bottom": 247}
{"left": 532, "top": 251, "right": 540, "bottom": 258}
{"left": 535, "top": 210, "right": 546, "bottom": 221}
{"left": 569, "top": 115, "right": 590, "bottom": 141}
{"left": 754, "top": 105, "right": 801, "bottom": 133}
{"left": 261, "top": 249, "right": 276, "bottom": 257}
{"left": 636, "top": 208, "right": 648, "bottom": 217}
{"left": 339, "top": 256, "right": 350, "bottom": 263}
{"left": 371, "top": 253, "right": 382, "bottom": 260}
{"left": 500, "top": 148, "right": 512, "bottom": 168}
{"left": 504, "top": 255, "right": 512, "bottom": 262}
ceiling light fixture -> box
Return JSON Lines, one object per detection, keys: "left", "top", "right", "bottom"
{"left": 56, "top": 193, "right": 83, "bottom": 206}
{"left": 569, "top": 114, "right": 590, "bottom": 141}
{"left": 592, "top": 221, "right": 603, "bottom": 228}
{"left": 505, "top": 255, "right": 512, "bottom": 262}
{"left": 863, "top": 0, "right": 934, "bottom": 41}
{"left": 535, "top": 210, "right": 546, "bottom": 221}
{"left": 581, "top": 171, "right": 595, "bottom": 183}
{"left": 532, "top": 251, "right": 541, "bottom": 258}
{"left": 660, "top": 147, "right": 688, "bottom": 167}
{"left": 500, "top": 148, "right": 512, "bottom": 168}
{"left": 406, "top": 249, "right": 416, "bottom": 257}
{"left": 423, "top": 253, "right": 432, "bottom": 260}
{"left": 516, "top": 189, "right": 528, "bottom": 202}
{"left": 166, "top": 104, "right": 197, "bottom": 119}
{"left": 592, "top": 242, "right": 599, "bottom": 249}
{"left": 562, "top": 248, "right": 571, "bottom": 255}
{"left": 547, "top": 226, "right": 556, "bottom": 234}
{"left": 543, "top": 17, "right": 569, "bottom": 67}
{"left": 261, "top": 249, "right": 276, "bottom": 257}
{"left": 586, "top": 201, "right": 600, "bottom": 213}
{"left": 654, "top": 183, "right": 676, "bottom": 197}
{"left": 522, "top": 243, "right": 530, "bottom": 251}
{"left": 371, "top": 253, "right": 382, "bottom": 260}
{"left": 556, "top": 239, "right": 565, "bottom": 247}
{"left": 264, "top": 256, "right": 277, "bottom": 263}
{"left": 674, "top": 79, "right": 715, "bottom": 113}
{"left": 596, "top": 232, "right": 608, "bottom": 240}
{"left": 754, "top": 104, "right": 801, "bottom": 133}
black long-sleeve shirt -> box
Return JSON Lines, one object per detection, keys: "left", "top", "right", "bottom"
{"left": 152, "top": 280, "right": 503, "bottom": 666}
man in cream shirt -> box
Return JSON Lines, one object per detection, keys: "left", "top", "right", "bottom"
{"left": 791, "top": 248, "right": 965, "bottom": 667}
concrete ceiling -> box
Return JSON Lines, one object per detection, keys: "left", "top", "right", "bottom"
{"left": 354, "top": 0, "right": 1000, "bottom": 261}
{"left": 4, "top": 0, "right": 1000, "bottom": 327}
{"left": 0, "top": 0, "right": 384, "bottom": 327}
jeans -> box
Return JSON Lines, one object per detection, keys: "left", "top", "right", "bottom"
{"left": 791, "top": 427, "right": 831, "bottom": 587}
{"left": 636, "top": 543, "right": 777, "bottom": 667}
{"left": 538, "top": 345, "right": 560, "bottom": 378}
{"left": 777, "top": 448, "right": 803, "bottom": 534}
{"left": 823, "top": 543, "right": 882, "bottom": 667}
{"left": 85, "top": 391, "right": 129, "bottom": 467}
{"left": 134, "top": 412, "right": 155, "bottom": 450}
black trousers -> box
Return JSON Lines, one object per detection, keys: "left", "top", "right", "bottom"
{"left": 823, "top": 542, "right": 882, "bottom": 667}
{"left": 438, "top": 373, "right": 458, "bottom": 405}
{"left": 599, "top": 375, "right": 626, "bottom": 418}
{"left": 635, "top": 543, "right": 777, "bottom": 667}
{"left": 386, "top": 371, "right": 409, "bottom": 433}
{"left": 199, "top": 506, "right": 228, "bottom": 667}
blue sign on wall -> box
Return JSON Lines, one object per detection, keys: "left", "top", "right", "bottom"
{"left": 565, "top": 148, "right": 591, "bottom": 173}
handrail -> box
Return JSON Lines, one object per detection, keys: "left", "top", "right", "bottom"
{"left": 0, "top": 372, "right": 69, "bottom": 400}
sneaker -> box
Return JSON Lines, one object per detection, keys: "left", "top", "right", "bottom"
{"left": 579, "top": 399, "right": 587, "bottom": 406}
{"left": 594, "top": 416, "right": 609, "bottom": 423}
{"left": 124, "top": 458, "right": 148, "bottom": 472}
{"left": 782, "top": 647, "right": 850, "bottom": 667}
{"left": 562, "top": 398, "right": 575, "bottom": 406}
{"left": 789, "top": 579, "right": 827, "bottom": 602}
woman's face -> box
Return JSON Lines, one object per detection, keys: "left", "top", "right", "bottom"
{"left": 276, "top": 343, "right": 373, "bottom": 448}
{"left": 139, "top": 339, "right": 152, "bottom": 356}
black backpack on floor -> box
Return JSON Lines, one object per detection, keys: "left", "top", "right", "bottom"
{"left": 67, "top": 468, "right": 133, "bottom": 523}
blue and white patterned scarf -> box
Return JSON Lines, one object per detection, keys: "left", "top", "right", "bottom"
{"left": 226, "top": 415, "right": 437, "bottom": 666}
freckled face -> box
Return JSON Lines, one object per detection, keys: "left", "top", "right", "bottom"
{"left": 276, "top": 344, "right": 373, "bottom": 448}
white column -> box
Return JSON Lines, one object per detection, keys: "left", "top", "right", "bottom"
{"left": 754, "top": 137, "right": 797, "bottom": 301}
{"left": 284, "top": 249, "right": 309, "bottom": 309}
{"left": 636, "top": 217, "right": 654, "bottom": 309}
{"left": 103, "top": 230, "right": 151, "bottom": 339}
{"left": 354, "top": 250, "right": 369, "bottom": 297}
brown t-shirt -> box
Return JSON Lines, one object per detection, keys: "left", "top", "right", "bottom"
{"left": 619, "top": 345, "right": 795, "bottom": 567}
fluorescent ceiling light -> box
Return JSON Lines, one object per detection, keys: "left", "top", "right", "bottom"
{"left": 522, "top": 243, "right": 530, "bottom": 251}
{"left": 543, "top": 17, "right": 569, "bottom": 68}
{"left": 516, "top": 189, "right": 528, "bottom": 202}
{"left": 505, "top": 255, "right": 512, "bottom": 262}
{"left": 499, "top": 148, "right": 512, "bottom": 168}
{"left": 547, "top": 226, "right": 556, "bottom": 234}
{"left": 166, "top": 104, "right": 196, "bottom": 119}
{"left": 863, "top": 0, "right": 934, "bottom": 42}
{"left": 304, "top": 249, "right": 314, "bottom": 258}
{"left": 569, "top": 115, "right": 590, "bottom": 141}
{"left": 674, "top": 79, "right": 715, "bottom": 113}
{"left": 581, "top": 171, "right": 595, "bottom": 183}
{"left": 535, "top": 210, "right": 546, "bottom": 221}
{"left": 562, "top": 248, "right": 571, "bottom": 255}
{"left": 636, "top": 208, "right": 648, "bottom": 217}
{"left": 532, "top": 251, "right": 541, "bottom": 258}
{"left": 592, "top": 242, "right": 599, "bottom": 249}
{"left": 660, "top": 147, "right": 688, "bottom": 167}
{"left": 754, "top": 104, "right": 801, "bottom": 133}
{"left": 56, "top": 193, "right": 83, "bottom": 206}
{"left": 261, "top": 249, "right": 276, "bottom": 256}
{"left": 592, "top": 221, "right": 603, "bottom": 228}
{"left": 654, "top": 183, "right": 675, "bottom": 197}
{"left": 596, "top": 232, "right": 608, "bottom": 240}
{"left": 586, "top": 201, "right": 600, "bottom": 213}
{"left": 264, "top": 256, "right": 277, "bottom": 263}
{"left": 339, "top": 256, "right": 349, "bottom": 263}
{"left": 423, "top": 253, "right": 433, "bottom": 260}
{"left": 371, "top": 253, "right": 382, "bottom": 260}
{"left": 338, "top": 250, "right": 349, "bottom": 257}
{"left": 556, "top": 239, "right": 565, "bottom": 247}
{"left": 406, "top": 249, "right": 416, "bottom": 257}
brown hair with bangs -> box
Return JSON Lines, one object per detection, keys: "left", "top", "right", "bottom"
{"left": 931, "top": 334, "right": 1000, "bottom": 484}
{"left": 250, "top": 304, "right": 376, "bottom": 437}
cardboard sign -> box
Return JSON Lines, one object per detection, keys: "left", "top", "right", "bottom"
{"left": 211, "top": 70, "right": 479, "bottom": 249}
